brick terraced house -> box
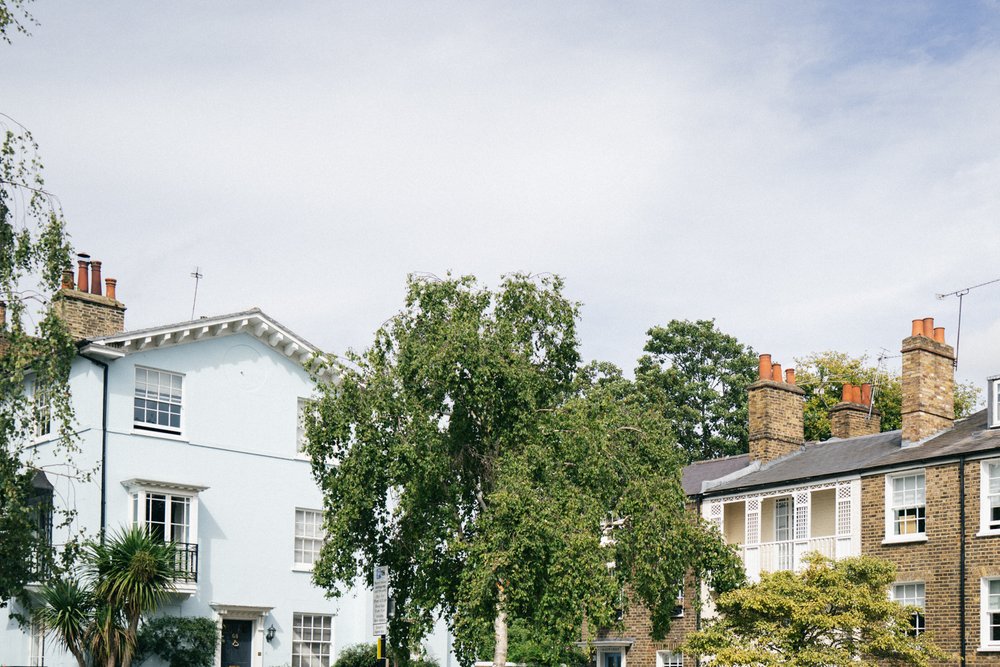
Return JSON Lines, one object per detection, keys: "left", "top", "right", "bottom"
{"left": 596, "top": 316, "right": 1000, "bottom": 667}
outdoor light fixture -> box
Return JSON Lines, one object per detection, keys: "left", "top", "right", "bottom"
{"left": 266, "top": 625, "right": 276, "bottom": 643}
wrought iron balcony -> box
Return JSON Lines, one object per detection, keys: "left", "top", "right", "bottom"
{"left": 173, "top": 542, "right": 199, "bottom": 583}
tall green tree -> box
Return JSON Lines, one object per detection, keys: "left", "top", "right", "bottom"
{"left": 305, "top": 275, "right": 743, "bottom": 667}
{"left": 683, "top": 554, "right": 951, "bottom": 667}
{"left": 636, "top": 319, "right": 757, "bottom": 461}
{"left": 1, "top": 120, "right": 78, "bottom": 605}
{"left": 795, "top": 351, "right": 981, "bottom": 442}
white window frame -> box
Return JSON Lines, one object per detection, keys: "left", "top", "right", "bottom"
{"left": 29, "top": 617, "right": 46, "bottom": 666}
{"left": 981, "top": 578, "right": 1000, "bottom": 651}
{"left": 122, "top": 479, "right": 205, "bottom": 589}
{"left": 293, "top": 508, "right": 325, "bottom": 571}
{"left": 981, "top": 460, "right": 1000, "bottom": 536}
{"left": 883, "top": 471, "right": 927, "bottom": 544}
{"left": 292, "top": 613, "right": 333, "bottom": 667}
{"left": 31, "top": 380, "right": 52, "bottom": 441}
{"left": 671, "top": 579, "right": 684, "bottom": 618}
{"left": 133, "top": 366, "right": 184, "bottom": 435}
{"left": 891, "top": 582, "right": 925, "bottom": 636}
{"left": 988, "top": 376, "right": 1000, "bottom": 429}
{"left": 656, "top": 651, "right": 683, "bottom": 667}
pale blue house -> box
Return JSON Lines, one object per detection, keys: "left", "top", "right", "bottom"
{"left": 1, "top": 258, "right": 453, "bottom": 667}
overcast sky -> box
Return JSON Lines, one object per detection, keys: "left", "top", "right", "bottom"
{"left": 4, "top": 1, "right": 1000, "bottom": 396}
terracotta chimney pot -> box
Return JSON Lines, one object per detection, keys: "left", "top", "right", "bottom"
{"left": 911, "top": 319, "right": 923, "bottom": 337}
{"left": 841, "top": 384, "right": 853, "bottom": 402}
{"left": 758, "top": 354, "right": 772, "bottom": 381}
{"left": 922, "top": 317, "right": 935, "bottom": 338}
{"left": 61, "top": 268, "right": 74, "bottom": 290}
{"left": 861, "top": 383, "right": 872, "bottom": 406}
{"left": 785, "top": 368, "right": 796, "bottom": 385}
{"left": 90, "top": 261, "right": 102, "bottom": 296}
{"left": 105, "top": 278, "right": 117, "bottom": 301}
{"left": 771, "top": 363, "right": 783, "bottom": 382}
{"left": 933, "top": 327, "right": 945, "bottom": 344}
{"left": 851, "top": 384, "right": 863, "bottom": 404}
{"left": 76, "top": 254, "right": 90, "bottom": 293}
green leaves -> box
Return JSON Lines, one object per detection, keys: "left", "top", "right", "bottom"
{"left": 637, "top": 319, "right": 758, "bottom": 460}
{"left": 683, "top": 554, "right": 951, "bottom": 667}
{"left": 308, "top": 275, "right": 742, "bottom": 666}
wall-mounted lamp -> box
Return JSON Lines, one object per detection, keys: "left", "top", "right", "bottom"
{"left": 265, "top": 625, "right": 276, "bottom": 643}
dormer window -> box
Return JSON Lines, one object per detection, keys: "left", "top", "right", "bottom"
{"left": 989, "top": 375, "right": 1000, "bottom": 429}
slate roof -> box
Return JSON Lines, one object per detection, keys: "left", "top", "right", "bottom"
{"left": 681, "top": 454, "right": 751, "bottom": 495}
{"left": 691, "top": 409, "right": 1000, "bottom": 497}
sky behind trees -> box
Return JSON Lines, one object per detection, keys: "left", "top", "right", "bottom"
{"left": 4, "top": 1, "right": 1000, "bottom": 395}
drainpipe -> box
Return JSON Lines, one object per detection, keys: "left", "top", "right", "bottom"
{"left": 959, "top": 455, "right": 967, "bottom": 666}
{"left": 80, "top": 352, "right": 110, "bottom": 543}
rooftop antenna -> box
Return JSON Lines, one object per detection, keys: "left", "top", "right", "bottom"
{"left": 190, "top": 267, "right": 203, "bottom": 320}
{"left": 936, "top": 276, "right": 1000, "bottom": 369}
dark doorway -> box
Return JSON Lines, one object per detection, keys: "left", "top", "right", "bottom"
{"left": 221, "top": 619, "right": 253, "bottom": 667}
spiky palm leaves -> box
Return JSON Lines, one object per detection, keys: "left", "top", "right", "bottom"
{"left": 33, "top": 526, "right": 179, "bottom": 667}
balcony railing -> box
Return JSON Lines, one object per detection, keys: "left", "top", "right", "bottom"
{"left": 755, "top": 535, "right": 835, "bottom": 573}
{"left": 173, "top": 542, "right": 199, "bottom": 583}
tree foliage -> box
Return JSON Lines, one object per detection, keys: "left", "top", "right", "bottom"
{"left": 0, "top": 0, "right": 36, "bottom": 43}
{"left": 34, "top": 526, "right": 180, "bottom": 667}
{"left": 1, "top": 120, "right": 78, "bottom": 605}
{"left": 636, "top": 319, "right": 757, "bottom": 460}
{"left": 795, "top": 351, "right": 981, "bottom": 442}
{"left": 135, "top": 616, "right": 219, "bottom": 667}
{"left": 306, "top": 275, "right": 743, "bottom": 667}
{"left": 683, "top": 554, "right": 951, "bottom": 667}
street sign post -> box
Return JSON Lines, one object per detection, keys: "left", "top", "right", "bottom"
{"left": 373, "top": 565, "right": 388, "bottom": 636}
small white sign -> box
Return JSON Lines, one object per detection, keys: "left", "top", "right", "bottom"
{"left": 373, "top": 565, "right": 388, "bottom": 636}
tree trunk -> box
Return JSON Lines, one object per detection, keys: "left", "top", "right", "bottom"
{"left": 493, "top": 584, "right": 508, "bottom": 667}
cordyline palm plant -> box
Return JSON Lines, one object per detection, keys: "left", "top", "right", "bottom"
{"left": 33, "top": 526, "right": 179, "bottom": 667}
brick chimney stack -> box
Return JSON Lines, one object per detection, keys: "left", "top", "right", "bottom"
{"left": 829, "top": 382, "right": 881, "bottom": 438}
{"left": 901, "top": 317, "right": 954, "bottom": 444}
{"left": 53, "top": 253, "right": 126, "bottom": 340}
{"left": 748, "top": 353, "right": 805, "bottom": 464}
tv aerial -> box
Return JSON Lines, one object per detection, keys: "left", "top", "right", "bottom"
{"left": 935, "top": 276, "right": 1000, "bottom": 369}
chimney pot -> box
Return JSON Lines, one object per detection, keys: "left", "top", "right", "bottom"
{"left": 861, "top": 383, "right": 872, "bottom": 406}
{"left": 771, "top": 363, "right": 783, "bottom": 382}
{"left": 922, "top": 317, "right": 935, "bottom": 338}
{"left": 90, "top": 260, "right": 103, "bottom": 296}
{"left": 76, "top": 255, "right": 90, "bottom": 293}
{"left": 850, "top": 384, "right": 862, "bottom": 404}
{"left": 911, "top": 319, "right": 924, "bottom": 337}
{"left": 841, "top": 384, "right": 853, "bottom": 402}
{"left": 105, "top": 278, "right": 117, "bottom": 301}
{"left": 933, "top": 327, "right": 945, "bottom": 344}
{"left": 758, "top": 354, "right": 772, "bottom": 381}
{"left": 61, "top": 268, "right": 74, "bottom": 290}
{"left": 785, "top": 368, "right": 796, "bottom": 385}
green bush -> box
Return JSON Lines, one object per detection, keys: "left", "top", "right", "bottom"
{"left": 135, "top": 616, "right": 219, "bottom": 667}
{"left": 334, "top": 643, "right": 378, "bottom": 667}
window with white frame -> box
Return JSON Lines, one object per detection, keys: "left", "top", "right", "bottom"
{"left": 891, "top": 582, "right": 925, "bottom": 636}
{"left": 294, "top": 508, "right": 325, "bottom": 569}
{"left": 134, "top": 367, "right": 183, "bottom": 433}
{"left": 983, "top": 578, "right": 1000, "bottom": 649}
{"left": 126, "top": 481, "right": 202, "bottom": 583}
{"left": 292, "top": 613, "right": 333, "bottom": 667}
{"left": 887, "top": 472, "right": 926, "bottom": 539}
{"left": 32, "top": 382, "right": 51, "bottom": 439}
{"left": 989, "top": 377, "right": 1000, "bottom": 429}
{"left": 656, "top": 651, "right": 683, "bottom": 667}
{"left": 672, "top": 579, "right": 684, "bottom": 617}
{"left": 29, "top": 618, "right": 45, "bottom": 666}
{"left": 982, "top": 461, "right": 1000, "bottom": 534}
{"left": 597, "top": 648, "right": 624, "bottom": 667}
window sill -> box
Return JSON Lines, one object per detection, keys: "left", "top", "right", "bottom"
{"left": 881, "top": 535, "right": 928, "bottom": 545}
{"left": 977, "top": 646, "right": 1000, "bottom": 653}
{"left": 291, "top": 565, "right": 315, "bottom": 573}
{"left": 131, "top": 428, "right": 189, "bottom": 443}
{"left": 977, "top": 530, "right": 1000, "bottom": 538}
